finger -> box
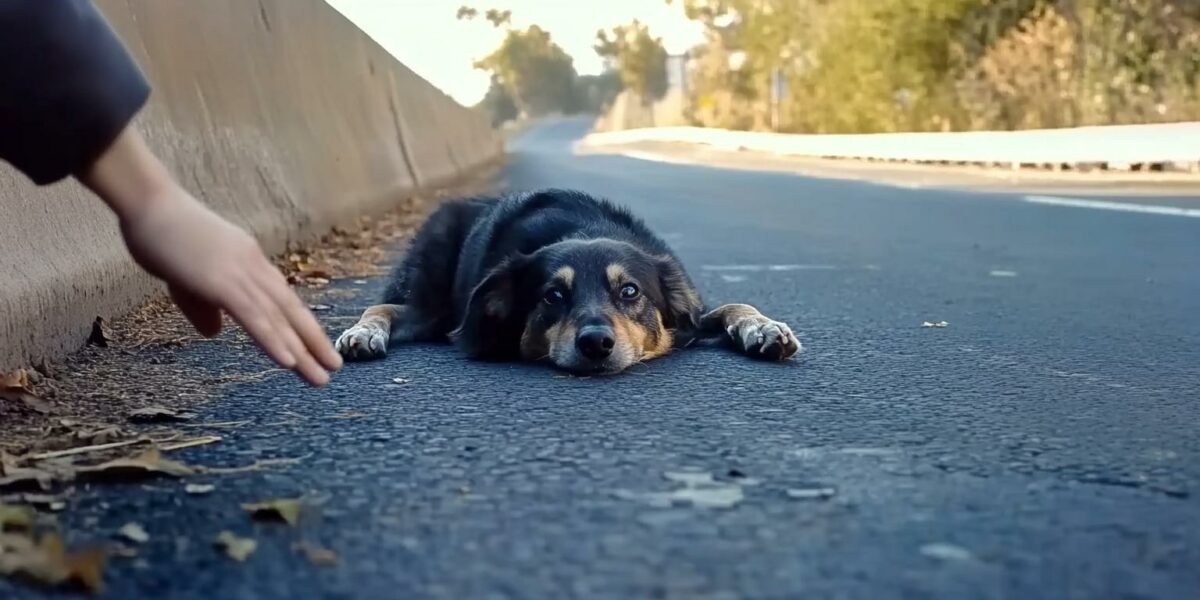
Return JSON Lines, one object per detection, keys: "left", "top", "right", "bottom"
{"left": 261, "top": 266, "right": 342, "bottom": 371}
{"left": 169, "top": 285, "right": 223, "bottom": 337}
{"left": 244, "top": 281, "right": 330, "bottom": 387}
{"left": 221, "top": 284, "right": 297, "bottom": 370}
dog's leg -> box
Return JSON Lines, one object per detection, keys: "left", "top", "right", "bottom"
{"left": 698, "top": 304, "right": 801, "bottom": 361}
{"left": 335, "top": 304, "right": 433, "bottom": 361}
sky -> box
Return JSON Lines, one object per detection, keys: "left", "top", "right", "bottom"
{"left": 324, "top": 0, "right": 705, "bottom": 106}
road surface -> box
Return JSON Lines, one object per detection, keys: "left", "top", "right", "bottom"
{"left": 8, "top": 118, "right": 1199, "bottom": 599}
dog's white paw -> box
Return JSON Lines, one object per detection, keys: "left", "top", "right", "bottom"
{"left": 729, "top": 316, "right": 801, "bottom": 361}
{"left": 335, "top": 322, "right": 389, "bottom": 361}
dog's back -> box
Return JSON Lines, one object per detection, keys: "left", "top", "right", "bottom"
{"left": 386, "top": 189, "right": 676, "bottom": 330}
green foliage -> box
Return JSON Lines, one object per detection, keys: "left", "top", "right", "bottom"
{"left": 594, "top": 21, "right": 669, "bottom": 104}
{"left": 575, "top": 70, "right": 624, "bottom": 113}
{"left": 674, "top": 0, "right": 1200, "bottom": 132}
{"left": 473, "top": 22, "right": 580, "bottom": 117}
{"left": 474, "top": 75, "right": 519, "bottom": 126}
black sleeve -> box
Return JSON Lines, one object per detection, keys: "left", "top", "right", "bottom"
{"left": 0, "top": 0, "right": 151, "bottom": 185}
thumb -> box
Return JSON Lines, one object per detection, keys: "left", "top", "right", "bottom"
{"left": 169, "top": 285, "right": 224, "bottom": 337}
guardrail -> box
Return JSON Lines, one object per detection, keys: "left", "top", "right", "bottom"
{"left": 582, "top": 122, "right": 1200, "bottom": 172}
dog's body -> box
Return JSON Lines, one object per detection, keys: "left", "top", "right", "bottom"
{"left": 336, "top": 189, "right": 800, "bottom": 374}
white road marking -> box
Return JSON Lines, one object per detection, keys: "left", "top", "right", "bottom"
{"left": 1024, "top": 195, "right": 1200, "bottom": 218}
{"left": 701, "top": 264, "right": 838, "bottom": 272}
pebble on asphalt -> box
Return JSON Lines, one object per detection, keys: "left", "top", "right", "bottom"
{"left": 785, "top": 487, "right": 837, "bottom": 500}
{"left": 919, "top": 543, "right": 974, "bottom": 562}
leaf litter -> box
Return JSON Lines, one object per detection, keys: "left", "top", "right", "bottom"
{"left": 0, "top": 369, "right": 52, "bottom": 415}
{"left": 0, "top": 504, "right": 34, "bottom": 532}
{"left": 0, "top": 181, "right": 501, "bottom": 591}
{"left": 242, "top": 498, "right": 302, "bottom": 526}
{"left": 127, "top": 406, "right": 195, "bottom": 423}
{"left": 214, "top": 531, "right": 257, "bottom": 562}
{"left": 0, "top": 531, "right": 107, "bottom": 594}
{"left": 77, "top": 448, "right": 195, "bottom": 482}
{"left": 293, "top": 541, "right": 338, "bottom": 567}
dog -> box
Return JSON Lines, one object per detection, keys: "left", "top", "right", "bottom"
{"left": 335, "top": 189, "right": 801, "bottom": 374}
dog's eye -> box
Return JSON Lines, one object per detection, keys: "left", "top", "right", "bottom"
{"left": 619, "top": 283, "right": 640, "bottom": 300}
{"left": 543, "top": 288, "right": 566, "bottom": 305}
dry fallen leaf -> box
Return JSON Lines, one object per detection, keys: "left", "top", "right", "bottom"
{"left": 116, "top": 523, "right": 148, "bottom": 545}
{"left": 0, "top": 532, "right": 107, "bottom": 594}
{"left": 127, "top": 407, "right": 193, "bottom": 424}
{"left": 242, "top": 499, "right": 301, "bottom": 526}
{"left": 73, "top": 426, "right": 125, "bottom": 446}
{"left": 2, "top": 494, "right": 68, "bottom": 513}
{"left": 0, "top": 468, "right": 57, "bottom": 494}
{"left": 77, "top": 448, "right": 194, "bottom": 482}
{"left": 0, "top": 504, "right": 34, "bottom": 532}
{"left": 184, "top": 483, "right": 215, "bottom": 495}
{"left": 0, "top": 369, "right": 29, "bottom": 389}
{"left": 0, "top": 369, "right": 52, "bottom": 414}
{"left": 86, "top": 317, "right": 111, "bottom": 347}
{"left": 214, "top": 531, "right": 256, "bottom": 562}
{"left": 293, "top": 541, "right": 338, "bottom": 567}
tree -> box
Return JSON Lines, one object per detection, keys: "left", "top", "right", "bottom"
{"left": 456, "top": 6, "right": 511, "bottom": 28}
{"left": 671, "top": 0, "right": 1200, "bottom": 132}
{"left": 474, "top": 24, "right": 580, "bottom": 117}
{"left": 474, "top": 75, "right": 519, "bottom": 126}
{"left": 485, "top": 8, "right": 512, "bottom": 28}
{"left": 594, "top": 20, "right": 669, "bottom": 104}
{"left": 574, "top": 70, "right": 623, "bottom": 113}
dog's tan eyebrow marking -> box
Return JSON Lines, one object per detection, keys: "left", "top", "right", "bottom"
{"left": 553, "top": 266, "right": 575, "bottom": 288}
{"left": 606, "top": 264, "right": 628, "bottom": 288}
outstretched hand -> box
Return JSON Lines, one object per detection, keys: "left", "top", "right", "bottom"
{"left": 80, "top": 126, "right": 341, "bottom": 386}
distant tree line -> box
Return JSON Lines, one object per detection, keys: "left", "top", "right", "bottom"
{"left": 671, "top": 0, "right": 1200, "bottom": 132}
{"left": 458, "top": 6, "right": 669, "bottom": 126}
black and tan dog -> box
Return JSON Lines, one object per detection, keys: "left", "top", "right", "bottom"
{"left": 335, "top": 189, "right": 801, "bottom": 374}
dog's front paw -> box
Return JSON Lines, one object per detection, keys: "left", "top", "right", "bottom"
{"left": 729, "top": 316, "right": 802, "bottom": 361}
{"left": 335, "top": 322, "right": 389, "bottom": 361}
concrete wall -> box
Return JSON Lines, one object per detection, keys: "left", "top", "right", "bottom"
{"left": 0, "top": 0, "right": 501, "bottom": 371}
{"left": 594, "top": 89, "right": 689, "bottom": 133}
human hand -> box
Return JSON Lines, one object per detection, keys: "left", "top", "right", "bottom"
{"left": 80, "top": 127, "right": 341, "bottom": 386}
{"left": 121, "top": 193, "right": 342, "bottom": 385}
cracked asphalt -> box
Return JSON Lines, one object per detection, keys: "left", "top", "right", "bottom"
{"left": 6, "top": 118, "right": 1199, "bottom": 599}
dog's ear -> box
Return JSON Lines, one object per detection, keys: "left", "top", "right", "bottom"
{"left": 451, "top": 255, "right": 531, "bottom": 358}
{"left": 656, "top": 255, "right": 702, "bottom": 331}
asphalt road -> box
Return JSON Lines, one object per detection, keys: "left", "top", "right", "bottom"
{"left": 9, "top": 118, "right": 1199, "bottom": 599}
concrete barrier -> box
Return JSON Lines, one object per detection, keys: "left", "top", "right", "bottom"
{"left": 0, "top": 0, "right": 501, "bottom": 371}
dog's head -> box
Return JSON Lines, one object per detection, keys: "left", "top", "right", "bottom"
{"left": 452, "top": 238, "right": 702, "bottom": 374}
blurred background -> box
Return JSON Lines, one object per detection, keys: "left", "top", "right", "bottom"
{"left": 330, "top": 0, "right": 1200, "bottom": 133}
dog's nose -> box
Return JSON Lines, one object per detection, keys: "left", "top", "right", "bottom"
{"left": 576, "top": 326, "right": 615, "bottom": 361}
